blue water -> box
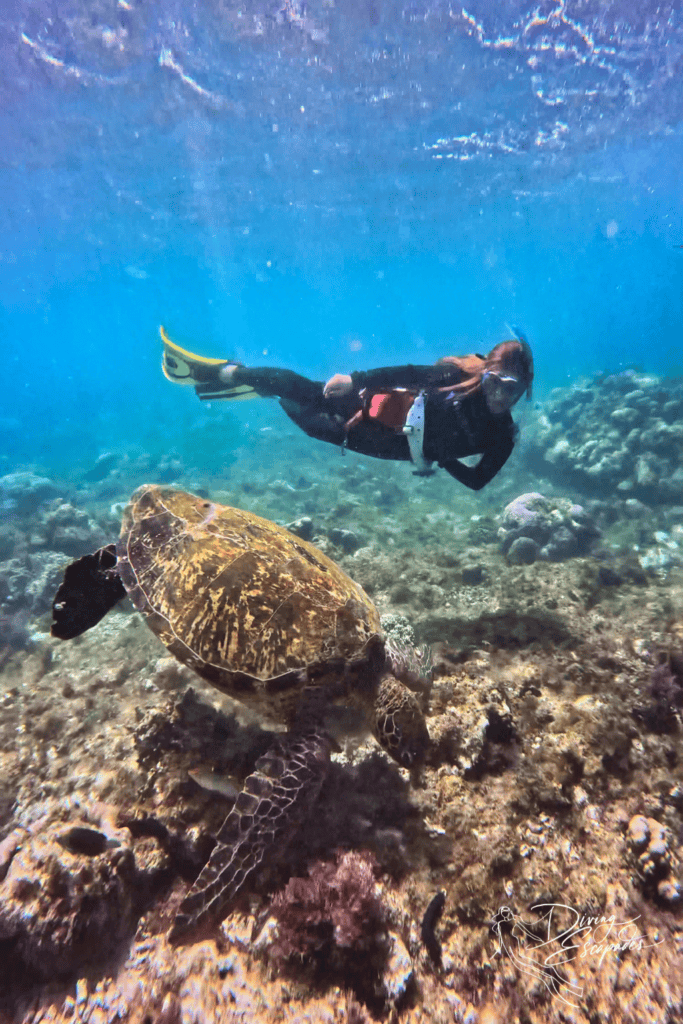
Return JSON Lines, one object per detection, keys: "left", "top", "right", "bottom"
{"left": 1, "top": 1, "right": 682, "bottom": 474}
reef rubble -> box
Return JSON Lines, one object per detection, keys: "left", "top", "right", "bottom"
{"left": 1, "top": 367, "right": 683, "bottom": 1022}
{"left": 0, "top": 524, "right": 682, "bottom": 1022}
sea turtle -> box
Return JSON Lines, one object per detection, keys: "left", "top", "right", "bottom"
{"left": 50, "top": 485, "right": 429, "bottom": 940}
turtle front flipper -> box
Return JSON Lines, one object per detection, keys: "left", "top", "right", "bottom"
{"left": 169, "top": 728, "right": 332, "bottom": 943}
{"left": 372, "top": 673, "right": 430, "bottom": 768}
{"left": 51, "top": 544, "right": 126, "bottom": 640}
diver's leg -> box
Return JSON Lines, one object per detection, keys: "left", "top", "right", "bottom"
{"left": 197, "top": 364, "right": 361, "bottom": 448}
{"left": 196, "top": 366, "right": 325, "bottom": 403}
{"left": 278, "top": 396, "right": 352, "bottom": 446}
{"left": 234, "top": 367, "right": 325, "bottom": 403}
{"left": 161, "top": 330, "right": 324, "bottom": 405}
{"left": 236, "top": 369, "right": 362, "bottom": 447}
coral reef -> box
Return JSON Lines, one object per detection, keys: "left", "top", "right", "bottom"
{"left": 2, "top": 926, "right": 380, "bottom": 1024}
{"left": 525, "top": 371, "right": 683, "bottom": 503}
{"left": 0, "top": 490, "right": 107, "bottom": 618}
{"left": 0, "top": 472, "right": 60, "bottom": 514}
{"left": 0, "top": 609, "right": 32, "bottom": 668}
{"left": 631, "top": 654, "right": 683, "bottom": 734}
{"left": 0, "top": 539, "right": 680, "bottom": 1022}
{"left": 0, "top": 800, "right": 161, "bottom": 991}
{"left": 39, "top": 501, "right": 106, "bottom": 558}
{"left": 1, "top": 390, "right": 683, "bottom": 1023}
{"left": 267, "top": 849, "right": 384, "bottom": 962}
{"left": 627, "top": 814, "right": 682, "bottom": 905}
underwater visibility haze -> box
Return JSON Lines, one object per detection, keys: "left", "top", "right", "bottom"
{"left": 1, "top": 2, "right": 683, "bottom": 1022}
{"left": 1, "top": 0, "right": 683, "bottom": 468}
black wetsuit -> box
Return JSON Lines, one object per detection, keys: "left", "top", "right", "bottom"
{"left": 198, "top": 363, "right": 516, "bottom": 491}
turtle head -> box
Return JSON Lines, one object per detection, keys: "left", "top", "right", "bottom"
{"left": 373, "top": 673, "right": 429, "bottom": 768}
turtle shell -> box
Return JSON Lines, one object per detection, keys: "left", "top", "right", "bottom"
{"left": 117, "top": 485, "right": 383, "bottom": 717}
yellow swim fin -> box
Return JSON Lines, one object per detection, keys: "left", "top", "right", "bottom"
{"left": 160, "top": 326, "right": 256, "bottom": 399}
{"left": 160, "top": 326, "right": 228, "bottom": 385}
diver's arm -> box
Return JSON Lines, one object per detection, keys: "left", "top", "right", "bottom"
{"left": 351, "top": 364, "right": 464, "bottom": 393}
{"left": 440, "top": 436, "right": 514, "bottom": 491}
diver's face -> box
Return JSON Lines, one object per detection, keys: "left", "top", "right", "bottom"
{"left": 482, "top": 371, "right": 525, "bottom": 415}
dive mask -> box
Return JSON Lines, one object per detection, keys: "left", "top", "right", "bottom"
{"left": 482, "top": 370, "right": 526, "bottom": 412}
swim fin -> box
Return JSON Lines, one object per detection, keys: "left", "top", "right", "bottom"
{"left": 160, "top": 326, "right": 256, "bottom": 399}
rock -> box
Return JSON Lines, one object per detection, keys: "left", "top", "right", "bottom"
{"left": 0, "top": 520, "right": 22, "bottom": 562}
{"left": 657, "top": 878, "right": 683, "bottom": 903}
{"left": 81, "top": 452, "right": 121, "bottom": 483}
{"left": 664, "top": 507, "right": 683, "bottom": 529}
{"left": 0, "top": 608, "right": 31, "bottom": 654}
{"left": 498, "top": 493, "right": 600, "bottom": 563}
{"left": 461, "top": 564, "right": 487, "bottom": 584}
{"left": 328, "top": 528, "right": 362, "bottom": 554}
{"left": 1, "top": 545, "right": 90, "bottom": 616}
{"left": 624, "top": 498, "right": 649, "bottom": 519}
{"left": 287, "top": 516, "right": 314, "bottom": 541}
{"left": 639, "top": 538, "right": 682, "bottom": 572}
{"left": 152, "top": 657, "right": 192, "bottom": 692}
{"left": 381, "top": 931, "right": 414, "bottom": 1003}
{"left": 0, "top": 808, "right": 144, "bottom": 983}
{"left": 156, "top": 455, "right": 184, "bottom": 483}
{"left": 539, "top": 525, "right": 578, "bottom": 561}
{"left": 507, "top": 537, "right": 539, "bottom": 565}
{"left": 627, "top": 814, "right": 651, "bottom": 850}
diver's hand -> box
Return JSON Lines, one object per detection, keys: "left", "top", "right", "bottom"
{"left": 323, "top": 373, "right": 353, "bottom": 397}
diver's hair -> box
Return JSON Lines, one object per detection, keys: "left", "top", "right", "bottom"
{"left": 435, "top": 336, "right": 534, "bottom": 402}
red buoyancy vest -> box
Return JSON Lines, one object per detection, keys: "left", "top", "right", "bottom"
{"left": 343, "top": 353, "right": 487, "bottom": 435}
{"left": 345, "top": 389, "right": 417, "bottom": 434}
{"left": 367, "top": 391, "right": 417, "bottom": 429}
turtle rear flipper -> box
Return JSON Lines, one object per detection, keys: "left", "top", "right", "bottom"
{"left": 169, "top": 728, "right": 332, "bottom": 943}
{"left": 51, "top": 544, "right": 126, "bottom": 640}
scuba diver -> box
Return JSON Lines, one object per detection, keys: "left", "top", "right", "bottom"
{"left": 160, "top": 327, "right": 534, "bottom": 491}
